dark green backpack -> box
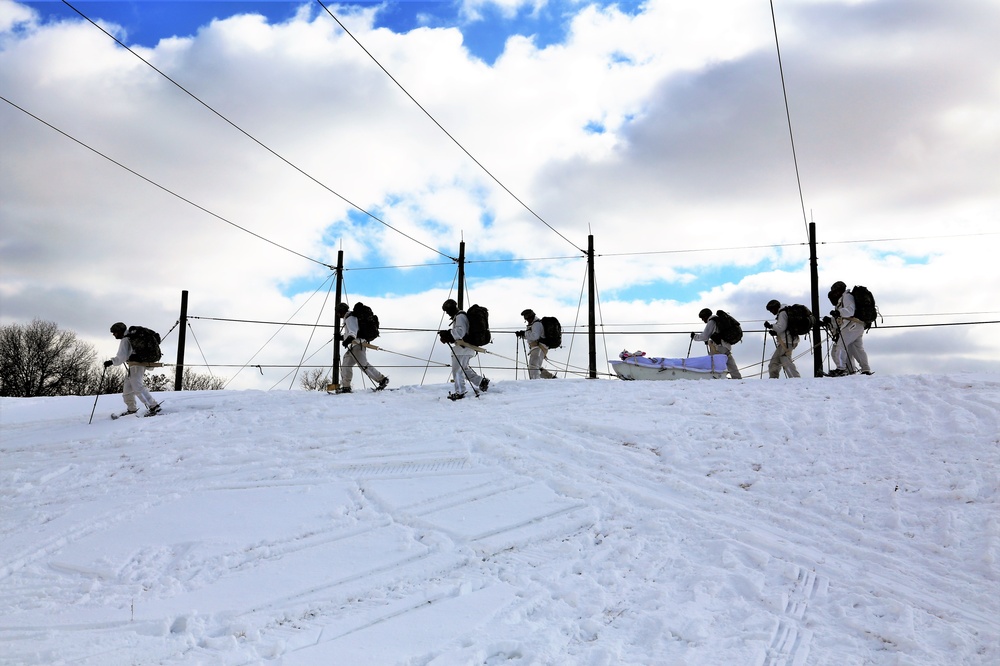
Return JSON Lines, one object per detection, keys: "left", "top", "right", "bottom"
{"left": 352, "top": 302, "right": 379, "bottom": 341}
{"left": 539, "top": 316, "right": 562, "bottom": 348}
{"left": 463, "top": 304, "right": 491, "bottom": 346}
{"left": 711, "top": 311, "right": 743, "bottom": 345}
{"left": 851, "top": 286, "right": 879, "bottom": 330}
{"left": 781, "top": 304, "right": 815, "bottom": 336}
{"left": 126, "top": 325, "right": 162, "bottom": 363}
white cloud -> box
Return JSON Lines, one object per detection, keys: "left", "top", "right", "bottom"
{"left": 2, "top": 0, "right": 998, "bottom": 389}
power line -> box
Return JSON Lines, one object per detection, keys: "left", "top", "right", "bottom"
{"left": 314, "top": 0, "right": 585, "bottom": 255}
{"left": 823, "top": 231, "right": 1000, "bottom": 244}
{"left": 61, "top": 0, "right": 453, "bottom": 262}
{"left": 0, "top": 94, "right": 331, "bottom": 269}
{"left": 769, "top": 0, "right": 809, "bottom": 241}
{"left": 600, "top": 241, "right": 804, "bottom": 258}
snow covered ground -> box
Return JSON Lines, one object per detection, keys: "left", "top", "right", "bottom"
{"left": 1, "top": 373, "right": 997, "bottom": 665}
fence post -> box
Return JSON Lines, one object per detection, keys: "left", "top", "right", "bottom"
{"left": 173, "top": 290, "right": 188, "bottom": 391}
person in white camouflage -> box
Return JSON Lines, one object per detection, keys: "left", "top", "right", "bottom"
{"left": 103, "top": 322, "right": 161, "bottom": 416}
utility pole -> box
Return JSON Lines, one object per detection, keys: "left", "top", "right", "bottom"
{"left": 329, "top": 251, "right": 344, "bottom": 392}
{"left": 808, "top": 221, "right": 824, "bottom": 377}
{"left": 588, "top": 234, "right": 597, "bottom": 379}
{"left": 456, "top": 241, "right": 466, "bottom": 309}
{"left": 173, "top": 290, "right": 188, "bottom": 391}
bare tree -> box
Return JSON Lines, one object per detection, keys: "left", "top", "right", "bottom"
{"left": 299, "top": 368, "right": 331, "bottom": 391}
{"left": 87, "top": 365, "right": 125, "bottom": 395}
{"left": 144, "top": 370, "right": 226, "bottom": 391}
{"left": 0, "top": 320, "right": 96, "bottom": 397}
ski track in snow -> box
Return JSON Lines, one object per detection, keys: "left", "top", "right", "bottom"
{"left": 0, "top": 375, "right": 998, "bottom": 665}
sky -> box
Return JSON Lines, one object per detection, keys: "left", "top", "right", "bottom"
{"left": 1, "top": 0, "right": 999, "bottom": 390}
{"left": 1, "top": 374, "right": 998, "bottom": 663}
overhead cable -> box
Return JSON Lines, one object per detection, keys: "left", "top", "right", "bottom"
{"left": 1, "top": 94, "right": 330, "bottom": 268}
{"left": 61, "top": 0, "right": 453, "bottom": 262}
{"left": 314, "top": 0, "right": 585, "bottom": 255}
{"left": 769, "top": 0, "right": 809, "bottom": 241}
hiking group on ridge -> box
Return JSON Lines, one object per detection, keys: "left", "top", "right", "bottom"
{"left": 102, "top": 280, "right": 873, "bottom": 413}
{"left": 691, "top": 280, "right": 875, "bottom": 379}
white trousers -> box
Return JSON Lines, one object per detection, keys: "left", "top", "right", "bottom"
{"left": 341, "top": 343, "right": 385, "bottom": 388}
{"left": 451, "top": 349, "right": 484, "bottom": 394}
{"left": 124, "top": 364, "right": 157, "bottom": 410}
{"left": 833, "top": 321, "right": 871, "bottom": 373}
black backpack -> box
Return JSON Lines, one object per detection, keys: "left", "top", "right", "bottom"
{"left": 850, "top": 286, "right": 879, "bottom": 330}
{"left": 463, "top": 304, "right": 491, "bottom": 346}
{"left": 539, "top": 316, "right": 562, "bottom": 348}
{"left": 352, "top": 302, "right": 379, "bottom": 341}
{"left": 710, "top": 310, "right": 743, "bottom": 345}
{"left": 781, "top": 304, "right": 815, "bottom": 336}
{"left": 126, "top": 325, "right": 162, "bottom": 363}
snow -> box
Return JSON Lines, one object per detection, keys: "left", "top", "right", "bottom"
{"left": 1, "top": 373, "right": 998, "bottom": 665}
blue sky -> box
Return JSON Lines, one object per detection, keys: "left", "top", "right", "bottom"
{"left": 26, "top": 0, "right": 643, "bottom": 64}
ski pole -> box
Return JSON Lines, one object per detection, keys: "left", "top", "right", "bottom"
{"left": 514, "top": 335, "right": 519, "bottom": 380}
{"left": 89, "top": 365, "right": 107, "bottom": 425}
{"left": 346, "top": 342, "right": 374, "bottom": 390}
{"left": 686, "top": 335, "right": 694, "bottom": 359}
{"left": 831, "top": 317, "right": 856, "bottom": 375}
{"left": 520, "top": 337, "right": 530, "bottom": 377}
{"left": 760, "top": 332, "right": 767, "bottom": 379}
{"left": 446, "top": 341, "right": 481, "bottom": 397}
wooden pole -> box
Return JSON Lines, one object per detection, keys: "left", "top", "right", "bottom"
{"left": 808, "top": 221, "right": 824, "bottom": 377}
{"left": 173, "top": 290, "right": 188, "bottom": 391}
{"left": 588, "top": 234, "right": 597, "bottom": 379}
{"left": 329, "top": 251, "right": 344, "bottom": 392}
{"left": 457, "top": 241, "right": 466, "bottom": 309}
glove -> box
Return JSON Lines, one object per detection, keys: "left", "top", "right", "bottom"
{"left": 689, "top": 332, "right": 696, "bottom": 340}
{"left": 341, "top": 335, "right": 355, "bottom": 349}
{"left": 821, "top": 316, "right": 832, "bottom": 326}
{"left": 830, "top": 309, "right": 840, "bottom": 318}
{"left": 438, "top": 330, "right": 455, "bottom": 344}
{"left": 103, "top": 359, "right": 113, "bottom": 368}
{"left": 763, "top": 321, "right": 772, "bottom": 329}
{"left": 515, "top": 330, "right": 525, "bottom": 339}
{"left": 767, "top": 329, "right": 776, "bottom": 336}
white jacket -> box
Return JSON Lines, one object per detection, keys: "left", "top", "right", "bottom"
{"left": 110, "top": 337, "right": 133, "bottom": 366}
{"left": 451, "top": 312, "right": 476, "bottom": 356}
{"left": 524, "top": 319, "right": 544, "bottom": 346}
{"left": 772, "top": 306, "right": 798, "bottom": 347}
{"left": 341, "top": 314, "right": 360, "bottom": 342}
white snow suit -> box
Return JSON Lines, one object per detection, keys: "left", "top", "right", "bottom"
{"left": 522, "top": 318, "right": 546, "bottom": 379}
{"left": 832, "top": 291, "right": 871, "bottom": 374}
{"left": 768, "top": 306, "right": 801, "bottom": 379}
{"left": 340, "top": 313, "right": 386, "bottom": 389}
{"left": 448, "top": 311, "right": 485, "bottom": 395}
{"left": 693, "top": 318, "right": 742, "bottom": 379}
{"left": 109, "top": 336, "right": 159, "bottom": 412}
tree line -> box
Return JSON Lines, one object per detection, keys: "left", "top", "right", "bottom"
{"left": 0, "top": 319, "right": 224, "bottom": 397}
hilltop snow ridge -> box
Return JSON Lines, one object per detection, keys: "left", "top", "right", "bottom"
{"left": 1, "top": 374, "right": 998, "bottom": 664}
